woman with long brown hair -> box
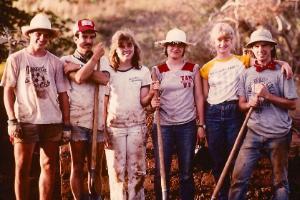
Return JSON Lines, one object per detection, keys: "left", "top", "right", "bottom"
{"left": 104, "top": 29, "right": 156, "bottom": 200}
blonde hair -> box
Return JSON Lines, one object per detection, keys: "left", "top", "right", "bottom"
{"left": 109, "top": 29, "right": 141, "bottom": 70}
{"left": 210, "top": 22, "right": 236, "bottom": 51}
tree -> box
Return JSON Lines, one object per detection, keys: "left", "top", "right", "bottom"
{"left": 198, "top": 0, "right": 300, "bottom": 72}
{"left": 0, "top": 0, "right": 31, "bottom": 61}
{"left": 0, "top": 0, "right": 74, "bottom": 62}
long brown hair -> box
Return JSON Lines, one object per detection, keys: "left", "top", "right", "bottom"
{"left": 109, "top": 29, "right": 141, "bottom": 70}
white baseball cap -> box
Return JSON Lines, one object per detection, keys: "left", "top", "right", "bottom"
{"left": 246, "top": 28, "right": 277, "bottom": 48}
{"left": 21, "top": 13, "right": 58, "bottom": 38}
{"left": 156, "top": 28, "right": 195, "bottom": 46}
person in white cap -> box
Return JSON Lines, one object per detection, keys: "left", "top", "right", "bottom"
{"left": 0, "top": 13, "right": 70, "bottom": 200}
{"left": 229, "top": 28, "right": 298, "bottom": 200}
{"left": 151, "top": 28, "right": 205, "bottom": 200}
{"left": 60, "top": 18, "right": 110, "bottom": 200}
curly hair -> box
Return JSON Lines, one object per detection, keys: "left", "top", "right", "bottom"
{"left": 109, "top": 29, "right": 141, "bottom": 70}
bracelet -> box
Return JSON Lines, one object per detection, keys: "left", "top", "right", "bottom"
{"left": 7, "top": 119, "right": 18, "bottom": 125}
{"left": 197, "top": 124, "right": 206, "bottom": 129}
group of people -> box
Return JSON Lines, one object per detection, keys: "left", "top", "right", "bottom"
{"left": 1, "top": 12, "right": 297, "bottom": 200}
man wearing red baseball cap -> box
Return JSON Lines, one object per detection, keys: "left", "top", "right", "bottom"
{"left": 61, "top": 18, "right": 110, "bottom": 200}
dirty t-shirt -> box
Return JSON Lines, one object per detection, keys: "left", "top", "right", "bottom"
{"left": 60, "top": 55, "right": 110, "bottom": 130}
{"left": 152, "top": 62, "right": 199, "bottom": 125}
{"left": 0, "top": 48, "right": 69, "bottom": 124}
{"left": 238, "top": 64, "right": 298, "bottom": 138}
{"left": 106, "top": 66, "right": 151, "bottom": 128}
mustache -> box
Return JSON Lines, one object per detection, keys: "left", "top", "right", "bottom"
{"left": 83, "top": 43, "right": 93, "bottom": 47}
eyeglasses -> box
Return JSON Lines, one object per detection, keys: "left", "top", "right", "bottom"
{"left": 166, "top": 42, "right": 186, "bottom": 48}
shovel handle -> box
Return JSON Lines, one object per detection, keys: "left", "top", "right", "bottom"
{"left": 152, "top": 69, "right": 167, "bottom": 199}
{"left": 90, "top": 63, "right": 100, "bottom": 193}
{"left": 211, "top": 107, "right": 253, "bottom": 199}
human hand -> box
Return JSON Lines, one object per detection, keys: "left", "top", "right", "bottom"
{"left": 93, "top": 43, "right": 105, "bottom": 62}
{"left": 196, "top": 127, "right": 206, "bottom": 146}
{"left": 254, "top": 83, "right": 269, "bottom": 99}
{"left": 149, "top": 81, "right": 160, "bottom": 96}
{"left": 103, "top": 128, "right": 112, "bottom": 149}
{"left": 248, "top": 95, "right": 259, "bottom": 108}
{"left": 7, "top": 119, "right": 22, "bottom": 143}
{"left": 279, "top": 61, "right": 293, "bottom": 79}
{"left": 62, "top": 124, "right": 72, "bottom": 144}
{"left": 151, "top": 97, "right": 160, "bottom": 108}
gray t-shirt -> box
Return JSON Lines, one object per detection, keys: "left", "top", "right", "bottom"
{"left": 152, "top": 62, "right": 199, "bottom": 125}
{"left": 238, "top": 64, "right": 298, "bottom": 138}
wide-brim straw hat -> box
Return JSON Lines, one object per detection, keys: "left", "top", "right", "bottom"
{"left": 246, "top": 28, "right": 277, "bottom": 48}
{"left": 155, "top": 28, "right": 196, "bottom": 46}
{"left": 21, "top": 13, "right": 59, "bottom": 38}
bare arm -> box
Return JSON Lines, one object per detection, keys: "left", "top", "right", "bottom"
{"left": 65, "top": 42, "right": 108, "bottom": 84}
{"left": 3, "top": 86, "right": 16, "bottom": 120}
{"left": 58, "top": 92, "right": 70, "bottom": 125}
{"left": 194, "top": 74, "right": 205, "bottom": 125}
{"left": 140, "top": 85, "right": 155, "bottom": 107}
{"left": 275, "top": 60, "right": 293, "bottom": 79}
{"left": 202, "top": 78, "right": 209, "bottom": 101}
{"left": 103, "top": 95, "right": 111, "bottom": 147}
{"left": 239, "top": 96, "right": 253, "bottom": 112}
{"left": 103, "top": 95, "right": 109, "bottom": 130}
{"left": 255, "top": 83, "right": 296, "bottom": 110}
{"left": 239, "top": 85, "right": 297, "bottom": 112}
{"left": 68, "top": 70, "right": 109, "bottom": 85}
{"left": 194, "top": 73, "right": 206, "bottom": 141}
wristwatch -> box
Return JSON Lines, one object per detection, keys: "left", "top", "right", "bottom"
{"left": 197, "top": 124, "right": 206, "bottom": 129}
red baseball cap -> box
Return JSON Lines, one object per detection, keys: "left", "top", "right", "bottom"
{"left": 72, "top": 19, "right": 96, "bottom": 35}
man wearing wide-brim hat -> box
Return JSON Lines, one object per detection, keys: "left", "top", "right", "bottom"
{"left": 1, "top": 13, "right": 70, "bottom": 200}
{"left": 229, "top": 28, "right": 298, "bottom": 200}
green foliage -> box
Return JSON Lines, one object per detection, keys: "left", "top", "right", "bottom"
{"left": 0, "top": 0, "right": 32, "bottom": 61}
{"left": 0, "top": 1, "right": 74, "bottom": 60}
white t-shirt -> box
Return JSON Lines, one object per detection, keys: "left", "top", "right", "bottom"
{"left": 60, "top": 55, "right": 110, "bottom": 130}
{"left": 200, "top": 55, "right": 250, "bottom": 105}
{"left": 106, "top": 66, "right": 152, "bottom": 128}
{"left": 0, "top": 48, "right": 69, "bottom": 124}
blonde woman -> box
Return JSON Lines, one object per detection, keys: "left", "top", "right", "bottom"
{"left": 104, "top": 29, "right": 156, "bottom": 200}
{"left": 200, "top": 22, "right": 292, "bottom": 200}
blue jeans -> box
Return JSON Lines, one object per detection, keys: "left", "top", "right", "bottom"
{"left": 152, "top": 120, "right": 197, "bottom": 200}
{"left": 229, "top": 129, "right": 291, "bottom": 200}
{"left": 205, "top": 101, "right": 242, "bottom": 200}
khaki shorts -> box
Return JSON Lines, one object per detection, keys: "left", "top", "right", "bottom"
{"left": 13, "top": 123, "right": 62, "bottom": 144}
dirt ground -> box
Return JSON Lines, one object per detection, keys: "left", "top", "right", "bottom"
{"left": 1, "top": 126, "right": 300, "bottom": 200}
{"left": 1, "top": 81, "right": 300, "bottom": 200}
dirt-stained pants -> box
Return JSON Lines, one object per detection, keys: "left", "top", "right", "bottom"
{"left": 105, "top": 125, "right": 146, "bottom": 200}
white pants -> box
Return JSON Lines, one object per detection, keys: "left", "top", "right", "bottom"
{"left": 105, "top": 125, "right": 146, "bottom": 200}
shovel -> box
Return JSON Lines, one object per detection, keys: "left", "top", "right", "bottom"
{"left": 211, "top": 107, "right": 254, "bottom": 200}
{"left": 89, "top": 62, "right": 102, "bottom": 200}
{"left": 155, "top": 106, "right": 168, "bottom": 200}
{"left": 152, "top": 71, "right": 167, "bottom": 200}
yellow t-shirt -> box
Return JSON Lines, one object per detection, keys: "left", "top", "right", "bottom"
{"left": 200, "top": 54, "right": 250, "bottom": 104}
